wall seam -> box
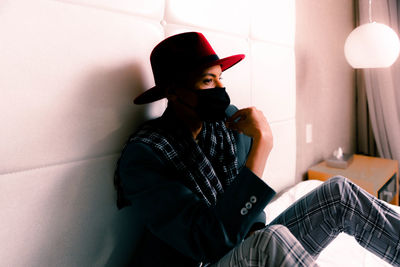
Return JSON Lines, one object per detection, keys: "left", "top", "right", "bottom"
{"left": 0, "top": 152, "right": 121, "bottom": 177}
{"left": 50, "top": 0, "right": 161, "bottom": 23}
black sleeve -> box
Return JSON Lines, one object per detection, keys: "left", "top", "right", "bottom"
{"left": 118, "top": 142, "right": 275, "bottom": 262}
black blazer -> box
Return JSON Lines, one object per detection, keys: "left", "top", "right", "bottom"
{"left": 116, "top": 105, "right": 276, "bottom": 266}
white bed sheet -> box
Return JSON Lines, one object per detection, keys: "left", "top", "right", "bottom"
{"left": 264, "top": 180, "right": 400, "bottom": 267}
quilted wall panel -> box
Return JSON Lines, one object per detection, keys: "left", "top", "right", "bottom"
{"left": 0, "top": 0, "right": 296, "bottom": 265}
{"left": 0, "top": 0, "right": 165, "bottom": 174}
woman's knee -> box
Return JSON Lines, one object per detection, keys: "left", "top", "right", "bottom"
{"left": 252, "top": 225, "right": 316, "bottom": 266}
{"left": 329, "top": 175, "right": 348, "bottom": 184}
{"left": 325, "top": 175, "right": 352, "bottom": 194}
{"left": 237, "top": 225, "right": 290, "bottom": 261}
{"left": 253, "top": 225, "right": 292, "bottom": 245}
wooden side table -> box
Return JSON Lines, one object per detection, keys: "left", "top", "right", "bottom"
{"left": 308, "top": 154, "right": 399, "bottom": 206}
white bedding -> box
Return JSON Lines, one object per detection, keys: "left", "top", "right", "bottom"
{"left": 264, "top": 180, "right": 400, "bottom": 267}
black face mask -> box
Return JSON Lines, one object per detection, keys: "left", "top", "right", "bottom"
{"left": 193, "top": 87, "right": 230, "bottom": 122}
{"left": 177, "top": 87, "right": 231, "bottom": 122}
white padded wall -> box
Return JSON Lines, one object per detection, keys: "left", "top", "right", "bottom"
{"left": 251, "top": 0, "right": 296, "bottom": 191}
{"left": 0, "top": 155, "right": 126, "bottom": 266}
{"left": 0, "top": 0, "right": 164, "bottom": 175}
{"left": 165, "top": 0, "right": 251, "bottom": 36}
{"left": 251, "top": 41, "right": 296, "bottom": 191}
{"left": 251, "top": 0, "right": 295, "bottom": 46}
{"left": 0, "top": 0, "right": 295, "bottom": 265}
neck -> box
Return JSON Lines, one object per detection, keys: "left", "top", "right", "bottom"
{"left": 188, "top": 120, "right": 203, "bottom": 140}
{"left": 169, "top": 104, "right": 202, "bottom": 140}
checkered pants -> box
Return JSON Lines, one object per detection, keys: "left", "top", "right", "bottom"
{"left": 212, "top": 176, "right": 400, "bottom": 266}
{"left": 211, "top": 224, "right": 317, "bottom": 267}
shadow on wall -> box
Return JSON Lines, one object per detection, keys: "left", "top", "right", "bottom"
{"left": 85, "top": 63, "right": 153, "bottom": 265}
{"left": 82, "top": 62, "right": 151, "bottom": 155}
{"left": 29, "top": 63, "right": 154, "bottom": 266}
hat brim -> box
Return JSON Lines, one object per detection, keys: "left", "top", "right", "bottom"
{"left": 215, "top": 54, "right": 245, "bottom": 72}
{"left": 134, "top": 54, "right": 245, "bottom": 105}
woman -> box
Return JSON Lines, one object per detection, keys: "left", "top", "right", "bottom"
{"left": 114, "top": 32, "right": 400, "bottom": 266}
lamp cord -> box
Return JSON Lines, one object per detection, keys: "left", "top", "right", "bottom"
{"left": 369, "top": 0, "right": 372, "bottom": 23}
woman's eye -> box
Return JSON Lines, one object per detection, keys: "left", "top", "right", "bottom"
{"left": 203, "top": 78, "right": 212, "bottom": 84}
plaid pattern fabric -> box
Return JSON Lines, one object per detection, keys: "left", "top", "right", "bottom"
{"left": 116, "top": 109, "right": 239, "bottom": 207}
{"left": 211, "top": 225, "right": 317, "bottom": 267}
{"left": 211, "top": 176, "right": 400, "bottom": 266}
{"left": 270, "top": 176, "right": 400, "bottom": 266}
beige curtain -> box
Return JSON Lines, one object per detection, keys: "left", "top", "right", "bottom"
{"left": 356, "top": 0, "right": 400, "bottom": 161}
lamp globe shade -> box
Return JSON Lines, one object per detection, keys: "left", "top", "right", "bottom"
{"left": 344, "top": 22, "right": 400, "bottom": 68}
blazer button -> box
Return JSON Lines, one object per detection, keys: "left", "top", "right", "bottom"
{"left": 240, "top": 208, "right": 248, "bottom": 215}
{"left": 250, "top": 196, "right": 257, "bottom": 203}
{"left": 245, "top": 202, "right": 252, "bottom": 209}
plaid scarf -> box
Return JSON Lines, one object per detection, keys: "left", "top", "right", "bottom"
{"left": 115, "top": 108, "right": 239, "bottom": 208}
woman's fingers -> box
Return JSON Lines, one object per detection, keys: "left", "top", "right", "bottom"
{"left": 226, "top": 107, "right": 270, "bottom": 138}
{"left": 227, "top": 108, "right": 249, "bottom": 123}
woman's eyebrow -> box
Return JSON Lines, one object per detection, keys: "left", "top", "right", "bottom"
{"left": 200, "top": 73, "right": 222, "bottom": 78}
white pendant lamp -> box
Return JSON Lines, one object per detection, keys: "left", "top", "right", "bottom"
{"left": 344, "top": 0, "right": 400, "bottom": 68}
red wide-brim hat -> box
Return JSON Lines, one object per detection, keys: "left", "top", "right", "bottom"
{"left": 134, "top": 32, "right": 245, "bottom": 104}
